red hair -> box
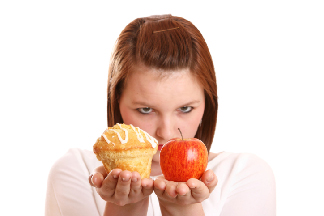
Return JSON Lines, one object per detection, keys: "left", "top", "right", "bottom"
{"left": 107, "top": 15, "right": 218, "bottom": 151}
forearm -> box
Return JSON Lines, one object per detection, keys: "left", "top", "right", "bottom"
{"left": 103, "top": 197, "right": 149, "bottom": 216}
{"left": 159, "top": 201, "right": 205, "bottom": 216}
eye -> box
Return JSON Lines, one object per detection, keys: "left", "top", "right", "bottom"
{"left": 137, "top": 107, "right": 153, "bottom": 114}
{"left": 179, "top": 106, "right": 193, "bottom": 113}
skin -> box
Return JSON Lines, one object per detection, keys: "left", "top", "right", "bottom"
{"left": 90, "top": 64, "right": 219, "bottom": 216}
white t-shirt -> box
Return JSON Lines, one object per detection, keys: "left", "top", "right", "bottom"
{"left": 45, "top": 148, "right": 276, "bottom": 216}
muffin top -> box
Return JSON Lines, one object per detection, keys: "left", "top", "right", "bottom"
{"left": 93, "top": 123, "right": 158, "bottom": 153}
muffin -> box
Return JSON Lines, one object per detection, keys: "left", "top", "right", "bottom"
{"left": 93, "top": 123, "right": 158, "bottom": 179}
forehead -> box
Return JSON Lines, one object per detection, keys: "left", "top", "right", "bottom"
{"left": 122, "top": 64, "right": 204, "bottom": 106}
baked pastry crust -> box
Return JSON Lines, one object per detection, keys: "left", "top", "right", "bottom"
{"left": 93, "top": 123, "right": 158, "bottom": 179}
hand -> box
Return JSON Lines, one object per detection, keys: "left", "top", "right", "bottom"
{"left": 89, "top": 166, "right": 154, "bottom": 206}
{"left": 153, "top": 169, "right": 218, "bottom": 206}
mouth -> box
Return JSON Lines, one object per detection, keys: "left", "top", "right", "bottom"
{"left": 158, "top": 144, "right": 164, "bottom": 151}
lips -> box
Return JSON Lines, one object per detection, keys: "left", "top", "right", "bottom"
{"left": 158, "top": 144, "right": 164, "bottom": 151}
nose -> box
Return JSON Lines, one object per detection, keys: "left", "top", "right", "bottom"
{"left": 156, "top": 115, "right": 175, "bottom": 142}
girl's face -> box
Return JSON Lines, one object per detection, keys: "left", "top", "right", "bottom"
{"left": 119, "top": 64, "right": 205, "bottom": 175}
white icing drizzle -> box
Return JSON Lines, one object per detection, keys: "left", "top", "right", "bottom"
{"left": 130, "top": 124, "right": 145, "bottom": 143}
{"left": 143, "top": 131, "right": 158, "bottom": 148}
{"left": 110, "top": 123, "right": 129, "bottom": 144}
{"left": 101, "top": 123, "right": 157, "bottom": 148}
{"left": 102, "top": 134, "right": 111, "bottom": 144}
{"left": 102, "top": 134, "right": 115, "bottom": 146}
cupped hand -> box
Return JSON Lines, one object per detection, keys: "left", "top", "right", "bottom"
{"left": 89, "top": 166, "right": 154, "bottom": 206}
{"left": 153, "top": 169, "right": 218, "bottom": 205}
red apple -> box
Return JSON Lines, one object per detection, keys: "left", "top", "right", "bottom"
{"left": 160, "top": 130, "right": 208, "bottom": 182}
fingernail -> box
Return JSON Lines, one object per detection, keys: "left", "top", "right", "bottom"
{"left": 188, "top": 183, "right": 196, "bottom": 189}
{"left": 206, "top": 174, "right": 214, "bottom": 182}
{"left": 122, "top": 177, "right": 130, "bottom": 182}
{"left": 132, "top": 178, "right": 138, "bottom": 182}
{"left": 160, "top": 182, "right": 166, "bottom": 190}
{"left": 113, "top": 175, "right": 118, "bottom": 179}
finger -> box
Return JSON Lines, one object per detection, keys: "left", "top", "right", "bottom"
{"left": 154, "top": 175, "right": 168, "bottom": 190}
{"left": 200, "top": 169, "right": 218, "bottom": 193}
{"left": 99, "top": 169, "right": 121, "bottom": 197}
{"left": 153, "top": 177, "right": 167, "bottom": 197}
{"left": 175, "top": 183, "right": 192, "bottom": 204}
{"left": 90, "top": 165, "right": 108, "bottom": 188}
{"left": 165, "top": 181, "right": 178, "bottom": 198}
{"left": 141, "top": 178, "right": 154, "bottom": 196}
{"left": 114, "top": 170, "right": 132, "bottom": 200}
{"left": 187, "top": 178, "right": 209, "bottom": 202}
{"left": 129, "top": 172, "right": 141, "bottom": 197}
{"left": 176, "top": 182, "right": 190, "bottom": 196}
{"left": 94, "top": 165, "right": 108, "bottom": 178}
{"left": 92, "top": 173, "right": 105, "bottom": 187}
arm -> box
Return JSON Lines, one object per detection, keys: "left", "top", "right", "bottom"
{"left": 45, "top": 149, "right": 101, "bottom": 216}
{"left": 219, "top": 153, "right": 276, "bottom": 216}
{"left": 104, "top": 197, "right": 149, "bottom": 216}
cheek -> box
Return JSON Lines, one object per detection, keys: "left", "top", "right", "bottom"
{"left": 120, "top": 109, "right": 142, "bottom": 128}
{"left": 120, "top": 107, "right": 156, "bottom": 137}
{"left": 119, "top": 105, "right": 133, "bottom": 124}
{"left": 184, "top": 104, "right": 205, "bottom": 137}
{"left": 135, "top": 121, "right": 156, "bottom": 139}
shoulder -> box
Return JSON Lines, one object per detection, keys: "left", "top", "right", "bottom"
{"left": 208, "top": 151, "right": 274, "bottom": 178}
{"left": 54, "top": 148, "right": 97, "bottom": 164}
{"left": 205, "top": 152, "right": 276, "bottom": 215}
{"left": 60, "top": 148, "right": 99, "bottom": 167}
{"left": 208, "top": 152, "right": 275, "bottom": 189}
{"left": 47, "top": 148, "right": 102, "bottom": 190}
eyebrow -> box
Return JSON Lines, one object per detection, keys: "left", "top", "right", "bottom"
{"left": 131, "top": 100, "right": 201, "bottom": 107}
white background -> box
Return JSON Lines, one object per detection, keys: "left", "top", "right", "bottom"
{"left": 1, "top": 0, "right": 323, "bottom": 215}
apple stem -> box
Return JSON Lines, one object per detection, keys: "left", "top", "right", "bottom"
{"left": 178, "top": 128, "right": 183, "bottom": 140}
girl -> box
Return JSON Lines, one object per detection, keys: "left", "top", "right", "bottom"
{"left": 46, "top": 14, "right": 276, "bottom": 216}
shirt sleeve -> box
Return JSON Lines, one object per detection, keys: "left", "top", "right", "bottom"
{"left": 45, "top": 148, "right": 104, "bottom": 216}
{"left": 217, "top": 153, "right": 276, "bottom": 216}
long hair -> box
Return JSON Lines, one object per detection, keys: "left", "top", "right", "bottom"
{"left": 107, "top": 15, "right": 218, "bottom": 152}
